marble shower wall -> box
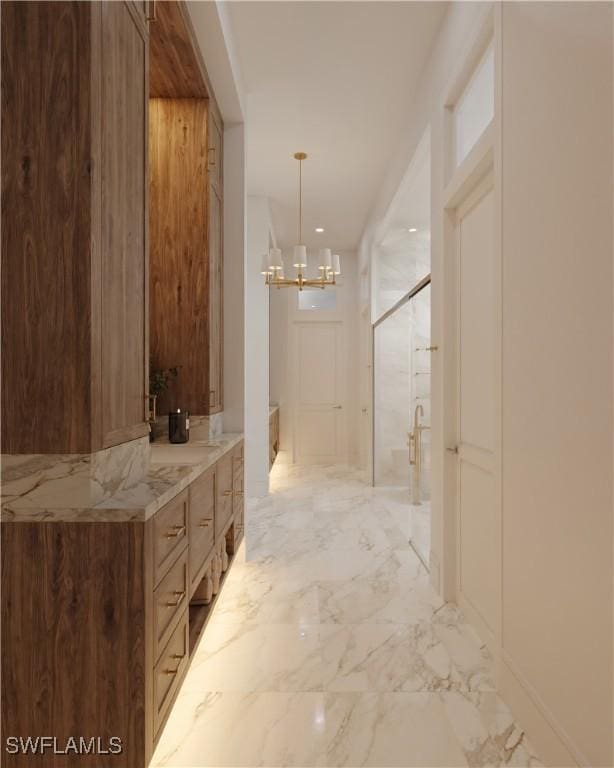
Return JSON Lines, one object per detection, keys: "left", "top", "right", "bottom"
{"left": 374, "top": 234, "right": 431, "bottom": 488}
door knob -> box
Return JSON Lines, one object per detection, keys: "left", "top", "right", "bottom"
{"left": 446, "top": 446, "right": 458, "bottom": 454}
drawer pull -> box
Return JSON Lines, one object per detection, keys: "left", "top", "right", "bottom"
{"left": 163, "top": 654, "right": 184, "bottom": 675}
{"left": 165, "top": 525, "right": 186, "bottom": 539}
{"left": 199, "top": 519, "right": 212, "bottom": 528}
{"left": 223, "top": 490, "right": 233, "bottom": 497}
{"left": 164, "top": 590, "right": 185, "bottom": 607}
{"left": 234, "top": 491, "right": 244, "bottom": 497}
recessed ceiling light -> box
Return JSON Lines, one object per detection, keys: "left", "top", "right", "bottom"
{"left": 315, "top": 227, "right": 324, "bottom": 233}
{"left": 408, "top": 227, "right": 417, "bottom": 233}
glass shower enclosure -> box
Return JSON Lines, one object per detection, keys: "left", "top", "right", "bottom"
{"left": 373, "top": 276, "right": 431, "bottom": 567}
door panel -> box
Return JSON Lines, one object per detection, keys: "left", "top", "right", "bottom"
{"left": 294, "top": 322, "right": 345, "bottom": 463}
{"left": 101, "top": 1, "right": 148, "bottom": 446}
{"left": 459, "top": 189, "right": 495, "bottom": 452}
{"left": 456, "top": 180, "right": 496, "bottom": 633}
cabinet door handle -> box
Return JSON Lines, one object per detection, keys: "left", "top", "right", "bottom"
{"left": 208, "top": 147, "right": 216, "bottom": 167}
{"left": 146, "top": 0, "right": 156, "bottom": 22}
{"left": 163, "top": 654, "right": 184, "bottom": 674}
{"left": 165, "top": 525, "right": 185, "bottom": 539}
{"left": 164, "top": 590, "right": 185, "bottom": 608}
{"left": 223, "top": 490, "right": 233, "bottom": 497}
{"left": 234, "top": 490, "right": 244, "bottom": 497}
{"left": 332, "top": 405, "right": 342, "bottom": 409}
{"left": 199, "top": 519, "right": 211, "bottom": 528}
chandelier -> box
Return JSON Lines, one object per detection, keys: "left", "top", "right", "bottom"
{"left": 261, "top": 152, "right": 341, "bottom": 290}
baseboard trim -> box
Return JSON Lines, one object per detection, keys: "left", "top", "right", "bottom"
{"left": 500, "top": 649, "right": 586, "bottom": 767}
{"left": 458, "top": 592, "right": 496, "bottom": 654}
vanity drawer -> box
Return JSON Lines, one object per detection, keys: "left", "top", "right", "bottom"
{"left": 154, "top": 609, "right": 189, "bottom": 737}
{"left": 153, "top": 548, "right": 188, "bottom": 661}
{"left": 189, "top": 466, "right": 215, "bottom": 593}
{"left": 154, "top": 488, "right": 189, "bottom": 586}
{"left": 215, "top": 450, "right": 233, "bottom": 538}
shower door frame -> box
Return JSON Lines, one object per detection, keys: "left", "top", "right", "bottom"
{"left": 371, "top": 273, "right": 432, "bottom": 487}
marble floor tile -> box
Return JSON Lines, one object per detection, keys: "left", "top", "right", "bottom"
{"left": 324, "top": 692, "right": 469, "bottom": 767}
{"left": 153, "top": 459, "right": 539, "bottom": 768}
{"left": 209, "top": 572, "right": 319, "bottom": 625}
{"left": 151, "top": 691, "right": 328, "bottom": 767}
{"left": 320, "top": 623, "right": 463, "bottom": 692}
{"left": 181, "top": 622, "right": 323, "bottom": 693}
{"left": 440, "top": 691, "right": 544, "bottom": 767}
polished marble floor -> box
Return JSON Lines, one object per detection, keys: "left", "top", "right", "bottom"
{"left": 152, "top": 456, "right": 542, "bottom": 767}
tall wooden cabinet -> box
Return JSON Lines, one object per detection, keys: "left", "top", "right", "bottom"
{"left": 207, "top": 102, "right": 224, "bottom": 413}
{"left": 0, "top": 1, "right": 149, "bottom": 453}
{"left": 148, "top": 0, "right": 225, "bottom": 419}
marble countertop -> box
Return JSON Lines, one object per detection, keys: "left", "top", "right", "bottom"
{"left": 1, "top": 434, "right": 243, "bottom": 524}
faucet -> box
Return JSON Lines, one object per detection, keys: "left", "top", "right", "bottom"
{"left": 409, "top": 404, "right": 429, "bottom": 504}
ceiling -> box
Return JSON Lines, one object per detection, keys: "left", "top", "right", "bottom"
{"left": 227, "top": 1, "right": 447, "bottom": 251}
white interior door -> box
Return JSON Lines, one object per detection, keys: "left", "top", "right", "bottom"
{"left": 455, "top": 176, "right": 497, "bottom": 635}
{"left": 293, "top": 321, "right": 346, "bottom": 463}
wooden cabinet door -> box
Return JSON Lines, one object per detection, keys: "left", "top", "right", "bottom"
{"left": 208, "top": 180, "right": 223, "bottom": 414}
{"left": 215, "top": 451, "right": 233, "bottom": 538}
{"left": 100, "top": 1, "right": 149, "bottom": 447}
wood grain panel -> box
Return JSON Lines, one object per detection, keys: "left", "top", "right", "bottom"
{"left": 149, "top": 98, "right": 210, "bottom": 415}
{"left": 1, "top": 1, "right": 94, "bottom": 453}
{"left": 149, "top": 0, "right": 208, "bottom": 98}
{"left": 208, "top": 180, "right": 223, "bottom": 413}
{"left": 101, "top": 1, "right": 149, "bottom": 447}
{"left": 1, "top": 1, "right": 149, "bottom": 453}
{"left": 1, "top": 522, "right": 147, "bottom": 767}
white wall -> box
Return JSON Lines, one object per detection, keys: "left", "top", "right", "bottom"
{"left": 270, "top": 251, "right": 360, "bottom": 463}
{"left": 359, "top": 2, "right": 613, "bottom": 765}
{"left": 499, "top": 4, "right": 613, "bottom": 766}
{"left": 222, "top": 124, "right": 246, "bottom": 435}
{"left": 245, "top": 196, "right": 275, "bottom": 497}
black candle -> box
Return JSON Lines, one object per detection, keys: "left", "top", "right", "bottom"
{"left": 168, "top": 409, "right": 190, "bottom": 444}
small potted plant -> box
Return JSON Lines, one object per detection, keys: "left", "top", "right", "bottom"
{"left": 148, "top": 360, "right": 180, "bottom": 442}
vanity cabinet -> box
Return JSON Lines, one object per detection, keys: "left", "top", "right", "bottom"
{"left": 232, "top": 442, "right": 245, "bottom": 536}
{"left": 188, "top": 465, "right": 216, "bottom": 596}
{"left": 1, "top": 0, "right": 149, "bottom": 453}
{"left": 1, "top": 439, "right": 244, "bottom": 768}
{"left": 215, "top": 449, "right": 234, "bottom": 539}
